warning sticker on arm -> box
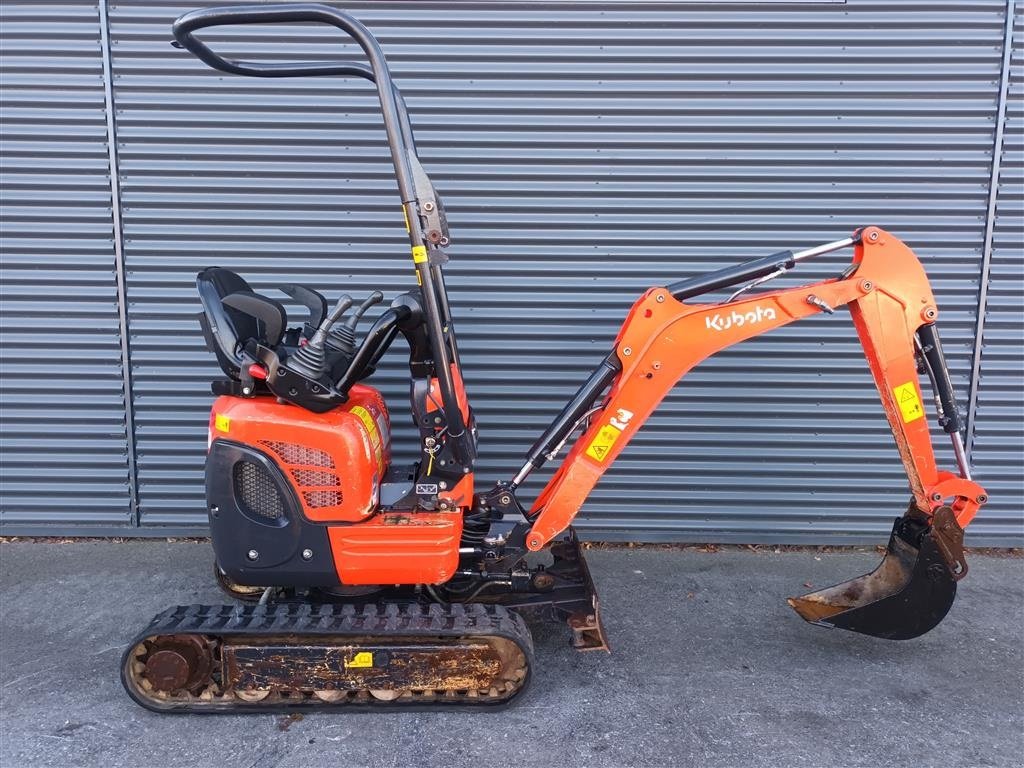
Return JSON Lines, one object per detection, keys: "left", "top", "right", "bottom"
{"left": 585, "top": 424, "right": 622, "bottom": 462}
{"left": 893, "top": 381, "right": 925, "bottom": 423}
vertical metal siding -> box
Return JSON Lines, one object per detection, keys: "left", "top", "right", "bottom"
{"left": 0, "top": 2, "right": 131, "bottom": 526}
{"left": 971, "top": 7, "right": 1023, "bottom": 540}
{"left": 106, "top": 0, "right": 1017, "bottom": 542}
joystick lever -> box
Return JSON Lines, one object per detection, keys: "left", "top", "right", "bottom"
{"left": 286, "top": 294, "right": 352, "bottom": 380}
{"left": 329, "top": 291, "right": 384, "bottom": 356}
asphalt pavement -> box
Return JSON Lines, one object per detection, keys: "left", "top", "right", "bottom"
{"left": 1, "top": 541, "right": 1021, "bottom": 768}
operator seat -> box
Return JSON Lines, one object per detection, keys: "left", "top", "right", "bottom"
{"left": 196, "top": 267, "right": 287, "bottom": 380}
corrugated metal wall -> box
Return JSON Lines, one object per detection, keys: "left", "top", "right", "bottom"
{"left": 0, "top": 3, "right": 132, "bottom": 526}
{"left": 1, "top": 1, "right": 1020, "bottom": 545}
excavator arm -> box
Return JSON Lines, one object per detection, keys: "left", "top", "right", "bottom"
{"left": 517, "top": 227, "right": 987, "bottom": 640}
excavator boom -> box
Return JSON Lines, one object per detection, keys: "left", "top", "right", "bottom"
{"left": 518, "top": 227, "right": 986, "bottom": 640}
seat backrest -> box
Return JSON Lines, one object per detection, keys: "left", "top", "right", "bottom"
{"left": 196, "top": 267, "right": 261, "bottom": 377}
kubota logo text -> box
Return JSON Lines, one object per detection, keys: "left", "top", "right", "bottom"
{"left": 705, "top": 305, "right": 777, "bottom": 332}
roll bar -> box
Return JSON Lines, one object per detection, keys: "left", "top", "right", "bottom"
{"left": 172, "top": 3, "right": 473, "bottom": 465}
{"left": 172, "top": 3, "right": 418, "bottom": 198}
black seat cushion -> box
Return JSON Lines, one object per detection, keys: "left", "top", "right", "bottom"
{"left": 221, "top": 290, "right": 288, "bottom": 349}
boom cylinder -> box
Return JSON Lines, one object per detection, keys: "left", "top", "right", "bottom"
{"left": 512, "top": 353, "right": 622, "bottom": 487}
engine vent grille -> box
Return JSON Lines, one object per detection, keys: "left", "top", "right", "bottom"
{"left": 259, "top": 440, "right": 334, "bottom": 468}
{"left": 290, "top": 469, "right": 339, "bottom": 487}
{"left": 234, "top": 460, "right": 284, "bottom": 520}
{"left": 302, "top": 489, "right": 343, "bottom": 508}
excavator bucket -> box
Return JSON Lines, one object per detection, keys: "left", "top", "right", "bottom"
{"left": 788, "top": 505, "right": 965, "bottom": 640}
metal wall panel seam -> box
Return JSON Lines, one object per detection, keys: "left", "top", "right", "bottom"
{"left": 98, "top": 0, "right": 140, "bottom": 524}
{"left": 966, "top": 0, "right": 1017, "bottom": 459}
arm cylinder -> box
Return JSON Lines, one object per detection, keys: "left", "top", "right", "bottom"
{"left": 666, "top": 251, "right": 795, "bottom": 301}
{"left": 916, "top": 324, "right": 965, "bottom": 436}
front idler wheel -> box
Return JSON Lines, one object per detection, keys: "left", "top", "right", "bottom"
{"left": 136, "top": 634, "right": 215, "bottom": 696}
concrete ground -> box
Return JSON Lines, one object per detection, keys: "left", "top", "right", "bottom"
{"left": 0, "top": 542, "right": 1021, "bottom": 768}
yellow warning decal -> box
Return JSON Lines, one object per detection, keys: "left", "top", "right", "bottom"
{"left": 351, "top": 406, "right": 380, "bottom": 448}
{"left": 344, "top": 651, "right": 374, "bottom": 668}
{"left": 411, "top": 245, "right": 428, "bottom": 264}
{"left": 893, "top": 381, "right": 924, "bottom": 423}
{"left": 214, "top": 414, "right": 230, "bottom": 433}
{"left": 402, "top": 207, "right": 410, "bottom": 232}
{"left": 585, "top": 424, "right": 622, "bottom": 462}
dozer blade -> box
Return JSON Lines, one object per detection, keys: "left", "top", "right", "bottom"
{"left": 788, "top": 506, "right": 965, "bottom": 640}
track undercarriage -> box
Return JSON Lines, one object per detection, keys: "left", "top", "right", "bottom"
{"left": 122, "top": 530, "right": 605, "bottom": 713}
{"left": 122, "top": 603, "right": 532, "bottom": 712}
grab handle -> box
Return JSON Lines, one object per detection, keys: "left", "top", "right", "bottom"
{"left": 173, "top": 4, "right": 381, "bottom": 79}
{"left": 172, "top": 3, "right": 418, "bottom": 197}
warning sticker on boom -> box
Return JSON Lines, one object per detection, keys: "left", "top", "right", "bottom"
{"left": 585, "top": 424, "right": 622, "bottom": 462}
{"left": 893, "top": 381, "right": 924, "bottom": 423}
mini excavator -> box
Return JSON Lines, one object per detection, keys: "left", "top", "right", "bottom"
{"left": 121, "top": 4, "right": 989, "bottom": 712}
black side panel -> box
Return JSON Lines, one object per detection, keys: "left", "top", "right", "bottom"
{"left": 205, "top": 440, "right": 339, "bottom": 587}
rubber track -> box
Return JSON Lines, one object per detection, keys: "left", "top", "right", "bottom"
{"left": 121, "top": 601, "right": 534, "bottom": 714}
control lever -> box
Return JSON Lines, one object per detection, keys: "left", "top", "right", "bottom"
{"left": 328, "top": 291, "right": 384, "bottom": 356}
{"left": 285, "top": 294, "right": 352, "bottom": 380}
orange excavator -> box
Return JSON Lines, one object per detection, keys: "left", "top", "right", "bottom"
{"left": 121, "top": 4, "right": 988, "bottom": 712}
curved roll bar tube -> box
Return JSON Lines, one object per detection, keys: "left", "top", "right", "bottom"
{"left": 173, "top": 4, "right": 416, "bottom": 189}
